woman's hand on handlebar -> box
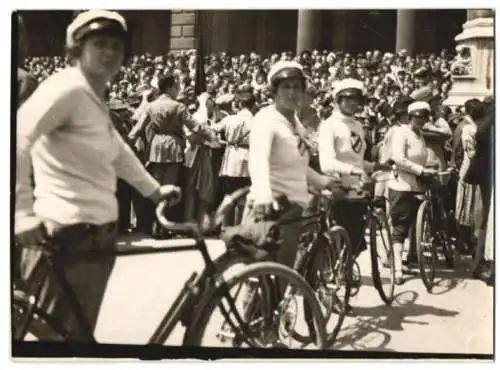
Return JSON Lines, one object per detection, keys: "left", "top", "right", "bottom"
{"left": 321, "top": 177, "right": 347, "bottom": 198}
{"left": 148, "top": 185, "right": 182, "bottom": 205}
{"left": 421, "top": 168, "right": 438, "bottom": 177}
{"left": 252, "top": 199, "right": 275, "bottom": 222}
{"left": 350, "top": 167, "right": 366, "bottom": 177}
{"left": 373, "top": 162, "right": 392, "bottom": 172}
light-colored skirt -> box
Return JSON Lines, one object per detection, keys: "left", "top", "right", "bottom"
{"left": 455, "top": 179, "right": 478, "bottom": 227}
{"left": 188, "top": 146, "right": 215, "bottom": 205}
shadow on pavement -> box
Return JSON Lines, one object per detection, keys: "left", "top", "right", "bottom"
{"left": 404, "top": 254, "right": 474, "bottom": 295}
{"left": 333, "top": 290, "right": 459, "bottom": 351}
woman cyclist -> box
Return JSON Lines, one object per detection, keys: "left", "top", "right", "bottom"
{"left": 15, "top": 10, "right": 179, "bottom": 341}
{"left": 243, "top": 60, "right": 341, "bottom": 269}
{"left": 388, "top": 101, "right": 437, "bottom": 284}
{"left": 318, "top": 78, "right": 381, "bottom": 265}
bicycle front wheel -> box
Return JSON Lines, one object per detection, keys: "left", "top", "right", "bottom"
{"left": 415, "top": 200, "right": 438, "bottom": 292}
{"left": 12, "top": 289, "right": 66, "bottom": 341}
{"left": 183, "top": 261, "right": 327, "bottom": 349}
{"left": 369, "top": 210, "right": 395, "bottom": 305}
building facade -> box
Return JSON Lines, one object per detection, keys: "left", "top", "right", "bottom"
{"left": 19, "top": 9, "right": 467, "bottom": 57}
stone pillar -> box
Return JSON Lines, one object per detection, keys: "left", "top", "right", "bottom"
{"left": 210, "top": 10, "right": 230, "bottom": 54}
{"left": 296, "top": 10, "right": 322, "bottom": 54}
{"left": 256, "top": 11, "right": 269, "bottom": 56}
{"left": 331, "top": 10, "right": 349, "bottom": 50}
{"left": 444, "top": 9, "right": 494, "bottom": 108}
{"left": 395, "top": 9, "right": 416, "bottom": 54}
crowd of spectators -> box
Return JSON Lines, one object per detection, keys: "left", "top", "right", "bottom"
{"left": 24, "top": 47, "right": 464, "bottom": 124}
{"left": 22, "top": 47, "right": 494, "bottom": 285}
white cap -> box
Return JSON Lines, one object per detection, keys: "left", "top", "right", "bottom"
{"left": 66, "top": 10, "right": 127, "bottom": 48}
{"left": 267, "top": 61, "right": 304, "bottom": 85}
{"left": 215, "top": 93, "right": 234, "bottom": 105}
{"left": 332, "top": 78, "right": 366, "bottom": 97}
{"left": 408, "top": 101, "right": 431, "bottom": 115}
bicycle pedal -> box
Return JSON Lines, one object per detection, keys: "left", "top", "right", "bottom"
{"left": 216, "top": 327, "right": 236, "bottom": 342}
{"left": 325, "top": 282, "right": 337, "bottom": 290}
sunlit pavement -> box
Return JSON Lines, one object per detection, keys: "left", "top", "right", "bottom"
{"left": 94, "top": 233, "right": 493, "bottom": 355}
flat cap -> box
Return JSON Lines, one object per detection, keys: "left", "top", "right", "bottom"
{"left": 66, "top": 10, "right": 127, "bottom": 48}
{"left": 215, "top": 93, "right": 235, "bottom": 105}
{"left": 332, "top": 78, "right": 365, "bottom": 97}
{"left": 410, "top": 86, "right": 433, "bottom": 101}
{"left": 408, "top": 101, "right": 431, "bottom": 115}
{"left": 267, "top": 61, "right": 303, "bottom": 85}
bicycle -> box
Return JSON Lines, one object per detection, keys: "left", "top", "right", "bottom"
{"left": 413, "top": 168, "right": 456, "bottom": 292}
{"left": 330, "top": 172, "right": 395, "bottom": 306}
{"left": 12, "top": 190, "right": 327, "bottom": 350}
{"left": 289, "top": 189, "right": 353, "bottom": 347}
{"left": 208, "top": 186, "right": 353, "bottom": 348}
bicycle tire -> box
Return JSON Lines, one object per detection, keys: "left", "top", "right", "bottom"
{"left": 437, "top": 200, "right": 455, "bottom": 269}
{"left": 369, "top": 210, "right": 395, "bottom": 305}
{"left": 317, "top": 225, "right": 352, "bottom": 346}
{"left": 291, "top": 224, "right": 352, "bottom": 347}
{"left": 179, "top": 248, "right": 264, "bottom": 328}
{"left": 183, "top": 261, "right": 327, "bottom": 349}
{"left": 415, "top": 201, "right": 438, "bottom": 292}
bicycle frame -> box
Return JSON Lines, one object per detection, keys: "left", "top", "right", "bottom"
{"left": 420, "top": 178, "right": 448, "bottom": 236}
{"left": 13, "top": 234, "right": 248, "bottom": 345}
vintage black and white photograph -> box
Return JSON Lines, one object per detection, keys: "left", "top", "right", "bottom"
{"left": 10, "top": 5, "right": 494, "bottom": 360}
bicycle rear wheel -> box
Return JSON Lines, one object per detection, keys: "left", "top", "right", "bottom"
{"left": 369, "top": 210, "right": 395, "bottom": 305}
{"left": 437, "top": 200, "right": 455, "bottom": 269}
{"left": 183, "top": 261, "right": 327, "bottom": 349}
{"left": 415, "top": 201, "right": 438, "bottom": 292}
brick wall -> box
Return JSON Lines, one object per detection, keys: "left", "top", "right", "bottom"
{"left": 170, "top": 10, "right": 196, "bottom": 51}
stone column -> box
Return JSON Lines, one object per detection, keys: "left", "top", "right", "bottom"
{"left": 296, "top": 10, "right": 322, "bottom": 54}
{"left": 444, "top": 9, "right": 494, "bottom": 108}
{"left": 395, "top": 9, "right": 416, "bottom": 54}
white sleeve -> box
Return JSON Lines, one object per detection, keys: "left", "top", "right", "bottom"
{"left": 16, "top": 84, "right": 79, "bottom": 223}
{"left": 318, "top": 119, "right": 354, "bottom": 175}
{"left": 391, "top": 127, "right": 424, "bottom": 175}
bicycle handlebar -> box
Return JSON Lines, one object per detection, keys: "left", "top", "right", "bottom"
{"left": 155, "top": 186, "right": 251, "bottom": 237}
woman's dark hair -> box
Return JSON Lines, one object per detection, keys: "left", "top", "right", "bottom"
{"left": 158, "top": 73, "right": 177, "bottom": 94}
{"left": 464, "top": 98, "right": 485, "bottom": 121}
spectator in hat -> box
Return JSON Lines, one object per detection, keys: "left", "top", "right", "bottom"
{"left": 108, "top": 98, "right": 137, "bottom": 233}
{"left": 183, "top": 92, "right": 222, "bottom": 224}
{"left": 455, "top": 98, "right": 483, "bottom": 255}
{"left": 210, "top": 85, "right": 256, "bottom": 225}
{"left": 128, "top": 73, "right": 210, "bottom": 236}
{"left": 468, "top": 97, "right": 493, "bottom": 279}
{"left": 422, "top": 103, "right": 452, "bottom": 171}
{"left": 365, "top": 95, "right": 379, "bottom": 118}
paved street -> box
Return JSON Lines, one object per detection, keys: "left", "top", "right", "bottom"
{"left": 94, "top": 233, "right": 493, "bottom": 354}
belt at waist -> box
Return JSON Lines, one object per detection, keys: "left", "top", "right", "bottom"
{"left": 46, "top": 221, "right": 118, "bottom": 241}
{"left": 227, "top": 142, "right": 249, "bottom": 149}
